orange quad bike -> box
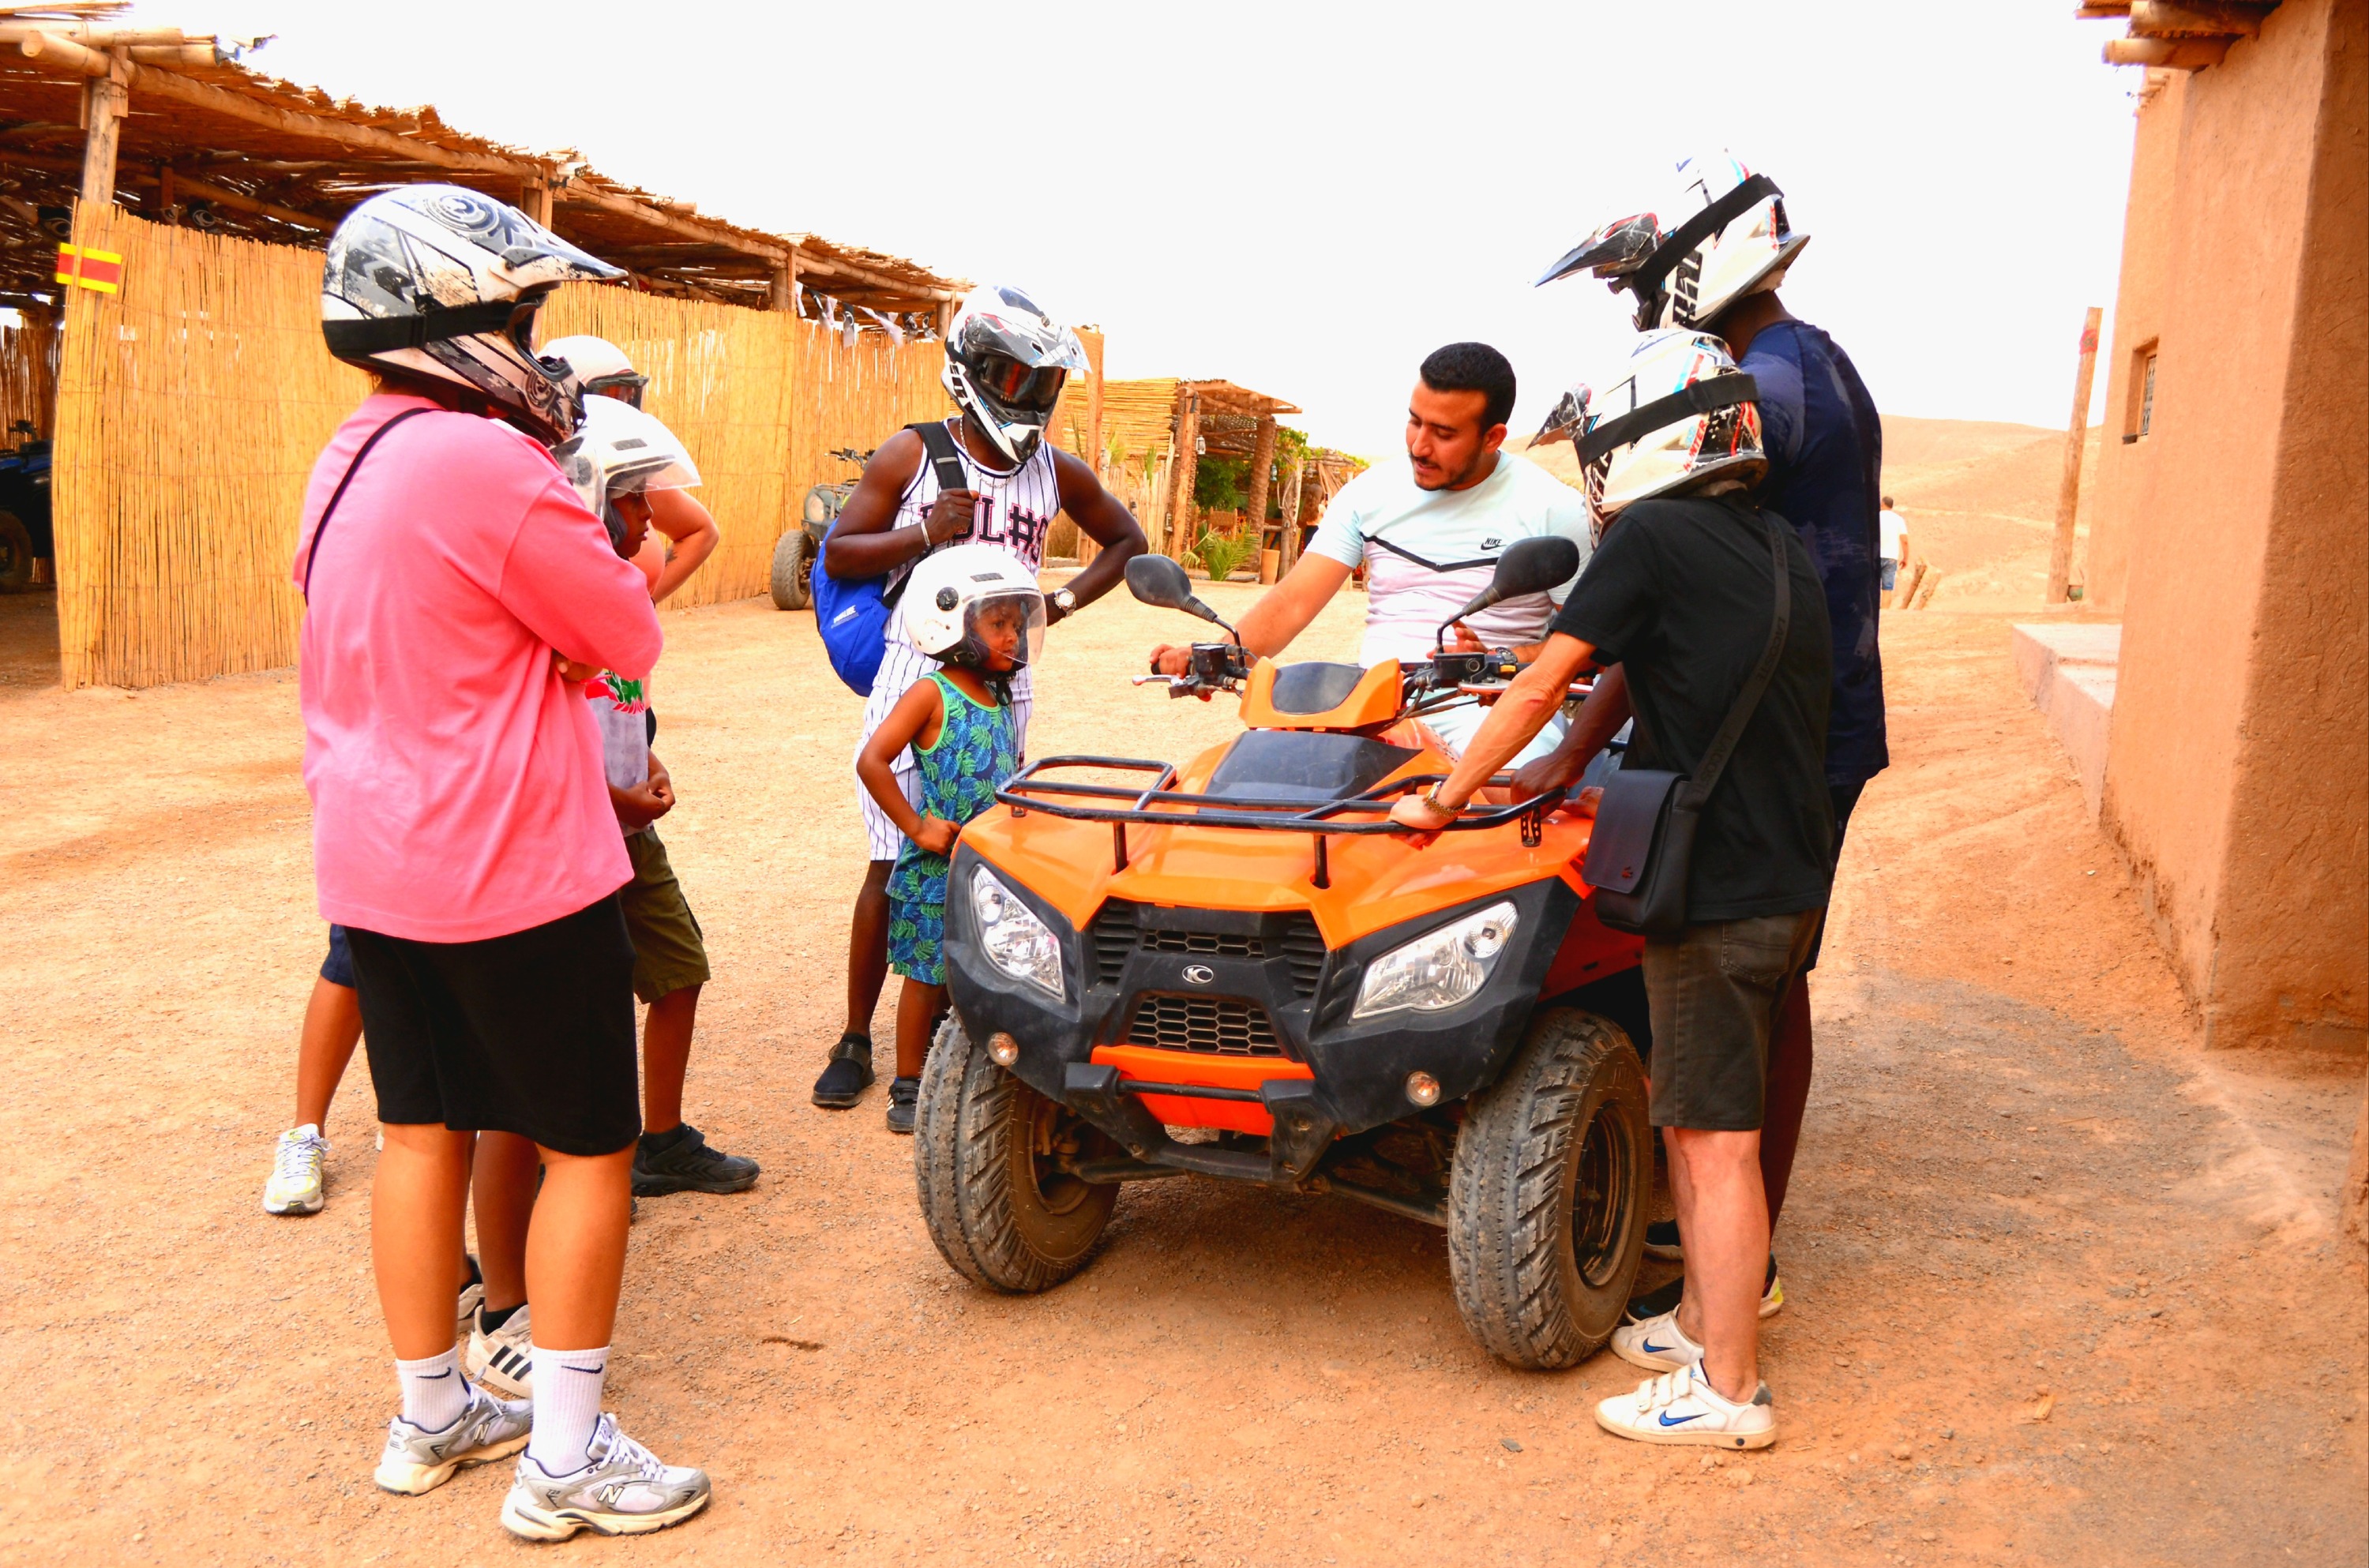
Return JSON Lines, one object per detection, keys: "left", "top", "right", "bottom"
{"left": 918, "top": 538, "right": 1654, "bottom": 1368}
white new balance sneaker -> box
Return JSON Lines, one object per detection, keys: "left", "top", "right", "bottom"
{"left": 1594, "top": 1365, "right": 1776, "bottom": 1450}
{"left": 500, "top": 1414, "right": 710, "bottom": 1540}
{"left": 466, "top": 1302, "right": 534, "bottom": 1399}
{"left": 262, "top": 1125, "right": 329, "bottom": 1215}
{"left": 373, "top": 1382, "right": 533, "bottom": 1495}
{"left": 1611, "top": 1307, "right": 1705, "bottom": 1373}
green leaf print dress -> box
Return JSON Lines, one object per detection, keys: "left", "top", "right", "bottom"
{"left": 887, "top": 672, "right": 1020, "bottom": 985}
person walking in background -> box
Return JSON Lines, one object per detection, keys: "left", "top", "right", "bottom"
{"left": 853, "top": 546, "right": 1038, "bottom": 1132}
{"left": 809, "top": 284, "right": 1144, "bottom": 1113}
{"left": 1532, "top": 152, "right": 1884, "bottom": 1326}
{"left": 1391, "top": 332, "right": 1832, "bottom": 1449}
{"left": 1878, "top": 495, "right": 1909, "bottom": 598}
{"left": 306, "top": 186, "right": 706, "bottom": 1540}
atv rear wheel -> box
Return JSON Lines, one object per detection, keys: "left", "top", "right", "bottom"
{"left": 1447, "top": 1007, "right": 1650, "bottom": 1369}
{"left": 768, "top": 531, "right": 813, "bottom": 611}
{"left": 0, "top": 510, "right": 33, "bottom": 593}
{"left": 914, "top": 1015, "right": 1119, "bottom": 1292}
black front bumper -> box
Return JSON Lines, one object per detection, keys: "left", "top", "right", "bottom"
{"left": 943, "top": 845, "right": 1578, "bottom": 1180}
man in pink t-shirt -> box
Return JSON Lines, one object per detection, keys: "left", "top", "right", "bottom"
{"left": 303, "top": 186, "right": 708, "bottom": 1541}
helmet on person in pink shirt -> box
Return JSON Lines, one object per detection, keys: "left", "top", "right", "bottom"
{"left": 321, "top": 185, "right": 624, "bottom": 445}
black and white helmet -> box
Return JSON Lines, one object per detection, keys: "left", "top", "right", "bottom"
{"left": 940, "top": 283, "right": 1089, "bottom": 467}
{"left": 321, "top": 185, "right": 624, "bottom": 444}
{"left": 542, "top": 335, "right": 650, "bottom": 407}
{"left": 1537, "top": 152, "right": 1809, "bottom": 333}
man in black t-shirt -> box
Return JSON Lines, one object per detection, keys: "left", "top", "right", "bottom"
{"left": 1392, "top": 332, "right": 1830, "bottom": 1450}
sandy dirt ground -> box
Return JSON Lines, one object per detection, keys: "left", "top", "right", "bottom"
{"left": 1, "top": 535, "right": 2363, "bottom": 1566}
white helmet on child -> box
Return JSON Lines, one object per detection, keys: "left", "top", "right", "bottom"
{"left": 899, "top": 543, "right": 1047, "bottom": 673}
{"left": 1536, "top": 151, "right": 1808, "bottom": 332}
{"left": 1571, "top": 329, "right": 1763, "bottom": 527}
{"left": 550, "top": 396, "right": 701, "bottom": 547}
{"left": 543, "top": 335, "right": 651, "bottom": 407}
{"left": 941, "top": 283, "right": 1090, "bottom": 467}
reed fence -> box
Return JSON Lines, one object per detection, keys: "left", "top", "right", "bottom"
{"left": 53, "top": 203, "right": 368, "bottom": 688}
{"left": 49, "top": 204, "right": 965, "bottom": 687}
{"left": 0, "top": 311, "right": 55, "bottom": 440}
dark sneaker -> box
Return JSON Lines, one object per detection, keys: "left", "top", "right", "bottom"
{"left": 1645, "top": 1218, "right": 1683, "bottom": 1261}
{"left": 632, "top": 1123, "right": 760, "bottom": 1197}
{"left": 811, "top": 1033, "right": 875, "bottom": 1109}
{"left": 1624, "top": 1254, "right": 1782, "bottom": 1325}
{"left": 885, "top": 1076, "right": 921, "bottom": 1135}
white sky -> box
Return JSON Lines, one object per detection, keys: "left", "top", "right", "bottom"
{"left": 150, "top": 1, "right": 2144, "bottom": 454}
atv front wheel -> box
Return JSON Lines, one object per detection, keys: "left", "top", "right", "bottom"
{"left": 1447, "top": 1007, "right": 1650, "bottom": 1369}
{"left": 768, "top": 531, "right": 813, "bottom": 611}
{"left": 914, "top": 1015, "right": 1119, "bottom": 1292}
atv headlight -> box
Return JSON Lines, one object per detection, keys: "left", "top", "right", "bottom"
{"left": 969, "top": 865, "right": 1064, "bottom": 1000}
{"left": 1351, "top": 901, "right": 1519, "bottom": 1020}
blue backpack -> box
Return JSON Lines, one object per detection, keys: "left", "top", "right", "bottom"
{"left": 813, "top": 420, "right": 970, "bottom": 696}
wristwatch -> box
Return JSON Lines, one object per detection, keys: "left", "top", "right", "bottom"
{"left": 1049, "top": 587, "right": 1078, "bottom": 619}
{"left": 1423, "top": 782, "right": 1462, "bottom": 816}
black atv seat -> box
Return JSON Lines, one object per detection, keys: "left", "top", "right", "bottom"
{"left": 1201, "top": 730, "right": 1419, "bottom": 805}
{"left": 1267, "top": 661, "right": 1367, "bottom": 715}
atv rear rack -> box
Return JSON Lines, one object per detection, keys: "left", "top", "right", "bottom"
{"left": 996, "top": 755, "right": 1549, "bottom": 881}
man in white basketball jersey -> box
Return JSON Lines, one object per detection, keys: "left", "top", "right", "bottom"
{"left": 812, "top": 284, "right": 1147, "bottom": 1110}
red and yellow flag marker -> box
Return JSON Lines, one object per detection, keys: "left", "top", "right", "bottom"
{"left": 54, "top": 243, "right": 124, "bottom": 294}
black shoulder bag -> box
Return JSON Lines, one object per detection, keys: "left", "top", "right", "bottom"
{"left": 1580, "top": 508, "right": 1793, "bottom": 938}
{"left": 299, "top": 406, "right": 432, "bottom": 599}
{"left": 880, "top": 418, "right": 972, "bottom": 611}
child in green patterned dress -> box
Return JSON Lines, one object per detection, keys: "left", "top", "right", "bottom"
{"left": 854, "top": 545, "right": 1039, "bottom": 1132}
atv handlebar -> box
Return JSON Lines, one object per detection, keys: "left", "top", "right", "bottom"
{"left": 997, "top": 755, "right": 1553, "bottom": 843}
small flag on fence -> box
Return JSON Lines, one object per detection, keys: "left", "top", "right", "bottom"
{"left": 55, "top": 243, "right": 124, "bottom": 294}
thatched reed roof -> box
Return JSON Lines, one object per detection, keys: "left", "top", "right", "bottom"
{"left": 0, "top": 12, "right": 963, "bottom": 316}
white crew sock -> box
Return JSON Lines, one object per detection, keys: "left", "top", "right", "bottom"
{"left": 394, "top": 1347, "right": 468, "bottom": 1432}
{"left": 526, "top": 1344, "right": 610, "bottom": 1474}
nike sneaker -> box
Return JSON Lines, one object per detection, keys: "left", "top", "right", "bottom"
{"left": 466, "top": 1302, "right": 535, "bottom": 1399}
{"left": 499, "top": 1413, "right": 710, "bottom": 1540}
{"left": 1612, "top": 1307, "right": 1704, "bottom": 1373}
{"left": 262, "top": 1125, "right": 329, "bottom": 1216}
{"left": 1594, "top": 1365, "right": 1775, "bottom": 1450}
{"left": 373, "top": 1382, "right": 533, "bottom": 1495}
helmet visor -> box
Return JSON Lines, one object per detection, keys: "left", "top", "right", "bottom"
{"left": 973, "top": 353, "right": 1067, "bottom": 415}
{"left": 585, "top": 372, "right": 648, "bottom": 409}
{"left": 966, "top": 587, "right": 1047, "bottom": 673}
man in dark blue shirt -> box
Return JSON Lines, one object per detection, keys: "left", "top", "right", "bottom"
{"left": 1526, "top": 154, "right": 1886, "bottom": 1316}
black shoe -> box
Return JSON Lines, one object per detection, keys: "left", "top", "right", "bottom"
{"left": 1624, "top": 1253, "right": 1782, "bottom": 1324}
{"left": 1644, "top": 1218, "right": 1682, "bottom": 1261}
{"left": 885, "top": 1076, "right": 921, "bottom": 1135}
{"left": 812, "top": 1033, "right": 875, "bottom": 1109}
{"left": 632, "top": 1122, "right": 760, "bottom": 1197}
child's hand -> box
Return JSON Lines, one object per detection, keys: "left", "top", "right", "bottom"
{"left": 912, "top": 816, "right": 960, "bottom": 857}
{"left": 553, "top": 651, "right": 598, "bottom": 685}
{"left": 612, "top": 779, "right": 672, "bottom": 831}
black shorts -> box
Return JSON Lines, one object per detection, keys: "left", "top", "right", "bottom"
{"left": 344, "top": 895, "right": 641, "bottom": 1157}
{"left": 1643, "top": 909, "right": 1823, "bottom": 1131}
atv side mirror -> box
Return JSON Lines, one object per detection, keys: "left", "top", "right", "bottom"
{"left": 1433, "top": 536, "right": 1582, "bottom": 650}
{"left": 1127, "top": 553, "right": 1240, "bottom": 640}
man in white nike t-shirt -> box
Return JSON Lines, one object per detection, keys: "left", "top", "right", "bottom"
{"left": 1149, "top": 342, "right": 1592, "bottom": 763}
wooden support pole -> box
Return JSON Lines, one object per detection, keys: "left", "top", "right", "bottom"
{"left": 770, "top": 251, "right": 796, "bottom": 312}
{"left": 520, "top": 178, "right": 552, "bottom": 227}
{"left": 77, "top": 62, "right": 126, "bottom": 211}
{"left": 2103, "top": 35, "right": 2233, "bottom": 66}
{"left": 2048, "top": 306, "right": 2104, "bottom": 604}
{"left": 1244, "top": 414, "right": 1278, "bottom": 550}
{"left": 2130, "top": 0, "right": 2266, "bottom": 38}
{"left": 1277, "top": 453, "right": 1305, "bottom": 574}
{"left": 1168, "top": 388, "right": 1201, "bottom": 560}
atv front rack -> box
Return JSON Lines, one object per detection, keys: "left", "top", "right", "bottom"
{"left": 996, "top": 755, "right": 1550, "bottom": 881}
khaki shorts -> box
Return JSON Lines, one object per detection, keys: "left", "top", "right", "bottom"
{"left": 621, "top": 827, "right": 710, "bottom": 1003}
